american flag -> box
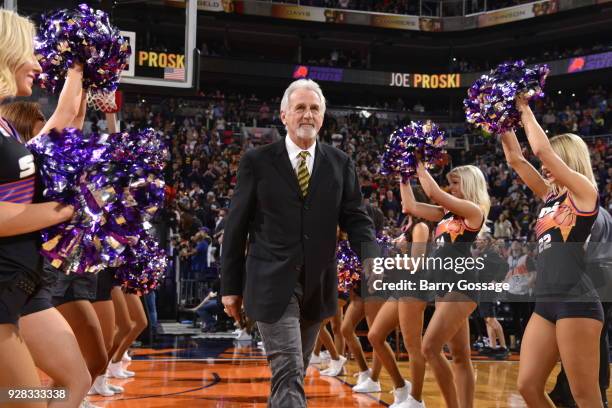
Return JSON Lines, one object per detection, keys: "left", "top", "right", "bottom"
{"left": 164, "top": 67, "right": 185, "bottom": 80}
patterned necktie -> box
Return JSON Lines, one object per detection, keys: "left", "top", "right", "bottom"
{"left": 296, "top": 151, "right": 310, "bottom": 197}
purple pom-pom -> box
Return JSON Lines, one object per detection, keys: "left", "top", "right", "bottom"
{"left": 463, "top": 60, "right": 549, "bottom": 135}
{"left": 380, "top": 121, "right": 447, "bottom": 182}
{"left": 35, "top": 3, "right": 131, "bottom": 94}
{"left": 336, "top": 240, "right": 362, "bottom": 293}
{"left": 27, "top": 127, "right": 167, "bottom": 276}
{"left": 115, "top": 237, "right": 166, "bottom": 294}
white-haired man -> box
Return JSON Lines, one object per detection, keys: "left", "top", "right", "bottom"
{"left": 221, "top": 79, "right": 378, "bottom": 407}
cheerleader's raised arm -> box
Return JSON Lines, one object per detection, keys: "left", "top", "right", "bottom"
{"left": 399, "top": 176, "right": 444, "bottom": 223}
{"left": 500, "top": 130, "right": 549, "bottom": 200}
{"left": 36, "top": 63, "right": 84, "bottom": 137}
{"left": 415, "top": 162, "right": 484, "bottom": 230}
{"left": 517, "top": 97, "right": 597, "bottom": 211}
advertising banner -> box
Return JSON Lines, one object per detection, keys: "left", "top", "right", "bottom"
{"left": 477, "top": 0, "right": 558, "bottom": 28}
{"left": 200, "top": 50, "right": 612, "bottom": 90}
{"left": 167, "top": 0, "right": 606, "bottom": 31}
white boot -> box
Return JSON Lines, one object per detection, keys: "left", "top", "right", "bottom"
{"left": 352, "top": 369, "right": 381, "bottom": 393}
{"left": 396, "top": 394, "right": 427, "bottom": 408}
{"left": 88, "top": 375, "right": 114, "bottom": 397}
{"left": 309, "top": 353, "right": 323, "bottom": 365}
{"left": 319, "top": 355, "right": 347, "bottom": 377}
{"left": 107, "top": 382, "right": 124, "bottom": 394}
{"left": 389, "top": 380, "right": 412, "bottom": 408}
{"left": 108, "top": 361, "right": 135, "bottom": 378}
{"left": 121, "top": 350, "right": 132, "bottom": 363}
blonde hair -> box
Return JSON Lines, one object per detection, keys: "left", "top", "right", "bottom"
{"left": 0, "top": 101, "right": 45, "bottom": 141}
{"left": 447, "top": 165, "right": 491, "bottom": 219}
{"left": 0, "top": 10, "right": 36, "bottom": 98}
{"left": 549, "top": 133, "right": 597, "bottom": 193}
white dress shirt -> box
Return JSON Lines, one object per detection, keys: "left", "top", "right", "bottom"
{"left": 285, "top": 136, "right": 316, "bottom": 175}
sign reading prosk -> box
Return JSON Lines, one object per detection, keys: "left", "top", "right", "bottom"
{"left": 389, "top": 72, "right": 461, "bottom": 88}
{"left": 138, "top": 51, "right": 185, "bottom": 68}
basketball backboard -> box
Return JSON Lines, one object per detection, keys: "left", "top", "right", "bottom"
{"left": 17, "top": 0, "right": 197, "bottom": 90}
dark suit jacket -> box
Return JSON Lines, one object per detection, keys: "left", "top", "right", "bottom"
{"left": 220, "top": 138, "right": 377, "bottom": 323}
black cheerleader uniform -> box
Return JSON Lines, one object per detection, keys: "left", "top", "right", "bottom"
{"left": 94, "top": 268, "right": 117, "bottom": 302}
{"left": 533, "top": 191, "right": 603, "bottom": 322}
{"left": 430, "top": 211, "right": 482, "bottom": 301}
{"left": 0, "top": 118, "right": 41, "bottom": 324}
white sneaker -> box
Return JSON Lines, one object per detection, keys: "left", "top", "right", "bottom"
{"left": 122, "top": 368, "right": 135, "bottom": 377}
{"left": 107, "top": 382, "right": 124, "bottom": 394}
{"left": 88, "top": 375, "right": 114, "bottom": 397}
{"left": 320, "top": 350, "right": 331, "bottom": 361}
{"left": 395, "top": 394, "right": 426, "bottom": 408}
{"left": 352, "top": 370, "right": 381, "bottom": 393}
{"left": 319, "top": 355, "right": 347, "bottom": 377}
{"left": 235, "top": 329, "right": 252, "bottom": 341}
{"left": 355, "top": 369, "right": 371, "bottom": 383}
{"left": 81, "top": 399, "right": 101, "bottom": 408}
{"left": 309, "top": 353, "right": 322, "bottom": 365}
{"left": 108, "top": 361, "right": 135, "bottom": 378}
{"left": 122, "top": 351, "right": 132, "bottom": 363}
{"left": 353, "top": 371, "right": 381, "bottom": 393}
{"left": 389, "top": 380, "right": 413, "bottom": 408}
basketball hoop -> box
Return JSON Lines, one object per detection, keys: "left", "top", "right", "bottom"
{"left": 87, "top": 89, "right": 123, "bottom": 114}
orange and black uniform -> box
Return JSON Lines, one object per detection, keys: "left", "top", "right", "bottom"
{"left": 431, "top": 211, "right": 482, "bottom": 300}
{"left": 533, "top": 191, "right": 603, "bottom": 322}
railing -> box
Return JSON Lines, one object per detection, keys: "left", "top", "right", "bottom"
{"left": 582, "top": 133, "right": 612, "bottom": 145}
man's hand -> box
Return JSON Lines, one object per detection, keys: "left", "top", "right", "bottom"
{"left": 222, "top": 295, "right": 243, "bottom": 322}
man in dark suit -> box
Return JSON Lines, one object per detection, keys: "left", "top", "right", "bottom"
{"left": 221, "top": 79, "right": 378, "bottom": 407}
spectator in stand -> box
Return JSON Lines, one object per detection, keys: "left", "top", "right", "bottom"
{"left": 189, "top": 278, "right": 222, "bottom": 332}
{"left": 381, "top": 190, "right": 401, "bottom": 220}
{"left": 514, "top": 204, "right": 535, "bottom": 241}
{"left": 191, "top": 231, "right": 210, "bottom": 278}
{"left": 494, "top": 213, "right": 514, "bottom": 240}
{"left": 258, "top": 102, "right": 271, "bottom": 126}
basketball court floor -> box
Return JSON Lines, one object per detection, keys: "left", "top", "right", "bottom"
{"left": 82, "top": 324, "right": 611, "bottom": 407}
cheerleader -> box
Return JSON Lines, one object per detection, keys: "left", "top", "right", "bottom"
{"left": 316, "top": 230, "right": 352, "bottom": 376}
{"left": 403, "top": 162, "right": 489, "bottom": 408}
{"left": 502, "top": 98, "right": 603, "bottom": 407}
{"left": 367, "top": 186, "right": 431, "bottom": 408}
{"left": 39, "top": 92, "right": 113, "bottom": 406}
{"left": 0, "top": 9, "right": 74, "bottom": 407}
{"left": 1, "top": 68, "right": 96, "bottom": 408}
{"left": 107, "top": 285, "right": 134, "bottom": 377}
{"left": 89, "top": 113, "right": 126, "bottom": 394}
{"left": 107, "top": 289, "right": 148, "bottom": 378}
{"left": 314, "top": 304, "right": 347, "bottom": 376}
{"left": 339, "top": 206, "right": 388, "bottom": 394}
{"left": 91, "top": 267, "right": 124, "bottom": 394}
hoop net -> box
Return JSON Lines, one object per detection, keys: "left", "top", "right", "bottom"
{"left": 87, "top": 89, "right": 122, "bottom": 113}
